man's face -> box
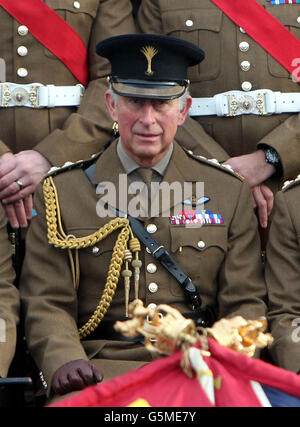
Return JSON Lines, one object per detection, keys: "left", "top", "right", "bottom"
{"left": 106, "top": 91, "right": 191, "bottom": 166}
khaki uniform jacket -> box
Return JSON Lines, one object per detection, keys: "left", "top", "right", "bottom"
{"left": 138, "top": 0, "right": 300, "bottom": 184}
{"left": 20, "top": 140, "right": 267, "bottom": 389}
{"left": 0, "top": 204, "right": 19, "bottom": 378}
{"left": 0, "top": 0, "right": 136, "bottom": 165}
{"left": 265, "top": 180, "right": 300, "bottom": 373}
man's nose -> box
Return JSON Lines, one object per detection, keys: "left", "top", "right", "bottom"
{"left": 139, "top": 102, "right": 156, "bottom": 125}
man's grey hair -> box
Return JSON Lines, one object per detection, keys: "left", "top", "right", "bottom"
{"left": 108, "top": 84, "right": 191, "bottom": 112}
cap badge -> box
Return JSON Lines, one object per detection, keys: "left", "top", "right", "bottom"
{"left": 140, "top": 45, "right": 158, "bottom": 76}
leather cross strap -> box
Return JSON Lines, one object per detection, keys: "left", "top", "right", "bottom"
{"left": 211, "top": 0, "right": 300, "bottom": 80}
{"left": 0, "top": 0, "right": 88, "bottom": 86}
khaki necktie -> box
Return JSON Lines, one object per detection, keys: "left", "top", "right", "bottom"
{"left": 137, "top": 167, "right": 153, "bottom": 216}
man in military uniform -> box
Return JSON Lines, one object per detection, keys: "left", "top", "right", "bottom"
{"left": 20, "top": 34, "right": 267, "bottom": 400}
{"left": 137, "top": 0, "right": 300, "bottom": 229}
{"left": 0, "top": 144, "right": 19, "bottom": 380}
{"left": 265, "top": 177, "right": 300, "bottom": 375}
{"left": 0, "top": 0, "right": 136, "bottom": 229}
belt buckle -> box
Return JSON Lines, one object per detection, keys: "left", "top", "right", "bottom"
{"left": 1, "top": 84, "right": 11, "bottom": 107}
{"left": 0, "top": 83, "right": 42, "bottom": 108}
{"left": 28, "top": 85, "right": 42, "bottom": 108}
{"left": 227, "top": 91, "right": 267, "bottom": 116}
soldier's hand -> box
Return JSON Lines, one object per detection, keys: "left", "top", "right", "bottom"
{"left": 0, "top": 150, "right": 51, "bottom": 203}
{"left": 223, "top": 150, "right": 276, "bottom": 187}
{"left": 51, "top": 359, "right": 103, "bottom": 396}
{"left": 3, "top": 195, "right": 33, "bottom": 229}
{"left": 252, "top": 184, "right": 274, "bottom": 229}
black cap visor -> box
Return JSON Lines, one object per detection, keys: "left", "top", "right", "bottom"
{"left": 110, "top": 77, "right": 189, "bottom": 100}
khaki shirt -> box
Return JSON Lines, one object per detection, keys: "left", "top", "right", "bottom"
{"left": 0, "top": 0, "right": 136, "bottom": 165}
{"left": 138, "top": 0, "right": 300, "bottom": 184}
{"left": 20, "top": 140, "right": 267, "bottom": 387}
{"left": 0, "top": 205, "right": 19, "bottom": 377}
{"left": 265, "top": 180, "right": 300, "bottom": 373}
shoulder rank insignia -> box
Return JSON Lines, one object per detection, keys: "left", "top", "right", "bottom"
{"left": 45, "top": 153, "right": 101, "bottom": 179}
{"left": 184, "top": 149, "right": 244, "bottom": 181}
{"left": 282, "top": 174, "right": 300, "bottom": 192}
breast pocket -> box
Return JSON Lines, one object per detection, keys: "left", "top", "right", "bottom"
{"left": 169, "top": 225, "right": 227, "bottom": 296}
{"left": 266, "top": 5, "right": 300, "bottom": 78}
{"left": 44, "top": 0, "right": 99, "bottom": 57}
{"left": 162, "top": 8, "right": 223, "bottom": 81}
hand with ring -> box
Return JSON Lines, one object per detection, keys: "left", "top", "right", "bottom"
{"left": 0, "top": 150, "right": 51, "bottom": 203}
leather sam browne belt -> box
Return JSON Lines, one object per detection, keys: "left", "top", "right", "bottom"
{"left": 0, "top": 82, "right": 84, "bottom": 108}
{"left": 115, "top": 209, "right": 216, "bottom": 328}
{"left": 189, "top": 90, "right": 300, "bottom": 117}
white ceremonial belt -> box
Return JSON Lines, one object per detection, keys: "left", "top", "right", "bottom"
{"left": 189, "top": 89, "right": 300, "bottom": 117}
{"left": 0, "top": 82, "right": 85, "bottom": 108}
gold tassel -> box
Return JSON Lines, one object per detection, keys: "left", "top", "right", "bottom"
{"left": 122, "top": 249, "right": 133, "bottom": 317}
{"left": 129, "top": 237, "right": 142, "bottom": 299}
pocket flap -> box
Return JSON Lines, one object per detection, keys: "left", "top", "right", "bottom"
{"left": 170, "top": 225, "right": 227, "bottom": 253}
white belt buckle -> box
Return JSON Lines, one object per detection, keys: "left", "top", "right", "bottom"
{"left": 0, "top": 83, "right": 43, "bottom": 108}
{"left": 219, "top": 90, "right": 271, "bottom": 117}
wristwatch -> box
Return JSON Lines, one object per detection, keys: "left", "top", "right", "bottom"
{"left": 261, "top": 145, "right": 280, "bottom": 169}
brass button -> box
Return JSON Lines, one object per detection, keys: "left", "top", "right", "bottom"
{"left": 17, "top": 68, "right": 28, "bottom": 78}
{"left": 17, "top": 46, "right": 28, "bottom": 57}
{"left": 146, "top": 224, "right": 157, "bottom": 234}
{"left": 147, "top": 263, "right": 157, "bottom": 274}
{"left": 240, "top": 60, "right": 251, "bottom": 72}
{"left": 239, "top": 41, "right": 249, "bottom": 52}
{"left": 18, "top": 25, "right": 29, "bottom": 36}
{"left": 92, "top": 247, "right": 100, "bottom": 255}
{"left": 148, "top": 282, "right": 158, "bottom": 293}
{"left": 197, "top": 241, "right": 206, "bottom": 249}
{"left": 241, "top": 81, "right": 252, "bottom": 92}
{"left": 185, "top": 19, "right": 194, "bottom": 27}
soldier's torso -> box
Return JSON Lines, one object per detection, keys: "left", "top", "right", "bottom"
{"left": 0, "top": 1, "right": 100, "bottom": 152}
{"left": 46, "top": 144, "right": 245, "bottom": 325}
{"left": 143, "top": 0, "right": 300, "bottom": 157}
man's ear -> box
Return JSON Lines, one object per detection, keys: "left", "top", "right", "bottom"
{"left": 178, "top": 96, "right": 192, "bottom": 126}
{"left": 105, "top": 91, "right": 118, "bottom": 122}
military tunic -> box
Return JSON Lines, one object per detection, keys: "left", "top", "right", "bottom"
{"left": 0, "top": 0, "right": 136, "bottom": 165}
{"left": 138, "top": 0, "right": 300, "bottom": 183}
{"left": 20, "top": 140, "right": 267, "bottom": 390}
{"left": 265, "top": 179, "right": 300, "bottom": 373}
{"left": 0, "top": 197, "right": 19, "bottom": 377}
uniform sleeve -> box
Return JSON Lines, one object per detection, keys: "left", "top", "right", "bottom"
{"left": 20, "top": 183, "right": 88, "bottom": 389}
{"left": 217, "top": 180, "right": 267, "bottom": 320}
{"left": 0, "top": 206, "right": 19, "bottom": 377}
{"left": 137, "top": 0, "right": 229, "bottom": 163}
{"left": 0, "top": 141, "right": 10, "bottom": 155}
{"left": 35, "top": 0, "right": 137, "bottom": 166}
{"left": 265, "top": 190, "right": 300, "bottom": 373}
{"left": 257, "top": 114, "right": 300, "bottom": 181}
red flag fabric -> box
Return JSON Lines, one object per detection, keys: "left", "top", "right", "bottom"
{"left": 50, "top": 339, "right": 300, "bottom": 407}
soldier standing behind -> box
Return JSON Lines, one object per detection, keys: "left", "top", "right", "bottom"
{"left": 137, "top": 0, "right": 300, "bottom": 229}
{"left": 0, "top": 0, "right": 136, "bottom": 229}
